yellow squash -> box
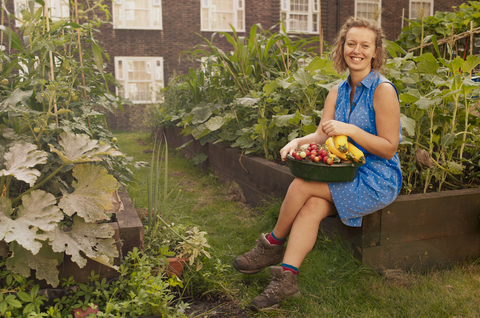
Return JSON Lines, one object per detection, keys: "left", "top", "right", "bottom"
{"left": 334, "top": 135, "right": 348, "bottom": 153}
{"left": 326, "top": 137, "right": 355, "bottom": 161}
{"left": 347, "top": 142, "right": 366, "bottom": 163}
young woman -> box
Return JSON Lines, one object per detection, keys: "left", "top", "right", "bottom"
{"left": 233, "top": 17, "right": 403, "bottom": 311}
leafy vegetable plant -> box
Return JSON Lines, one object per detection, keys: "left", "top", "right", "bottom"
{"left": 0, "top": 0, "right": 129, "bottom": 286}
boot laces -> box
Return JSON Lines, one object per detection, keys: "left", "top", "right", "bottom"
{"left": 262, "top": 275, "right": 284, "bottom": 297}
{"left": 244, "top": 240, "right": 265, "bottom": 262}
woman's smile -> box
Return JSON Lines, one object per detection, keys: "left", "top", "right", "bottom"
{"left": 343, "top": 27, "right": 377, "bottom": 76}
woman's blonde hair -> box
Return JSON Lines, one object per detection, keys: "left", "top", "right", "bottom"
{"left": 331, "top": 17, "right": 387, "bottom": 74}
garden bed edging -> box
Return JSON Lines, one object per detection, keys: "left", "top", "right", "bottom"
{"left": 161, "top": 127, "right": 480, "bottom": 271}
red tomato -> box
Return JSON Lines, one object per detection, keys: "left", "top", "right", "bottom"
{"left": 295, "top": 154, "right": 302, "bottom": 160}
{"left": 318, "top": 155, "right": 323, "bottom": 162}
{"left": 323, "top": 156, "right": 328, "bottom": 163}
{"left": 311, "top": 144, "right": 318, "bottom": 150}
{"left": 320, "top": 149, "right": 328, "bottom": 157}
{"left": 292, "top": 151, "right": 297, "bottom": 157}
{"left": 305, "top": 150, "right": 311, "bottom": 157}
{"left": 310, "top": 142, "right": 316, "bottom": 146}
{"left": 310, "top": 154, "right": 316, "bottom": 160}
{"left": 311, "top": 150, "right": 317, "bottom": 156}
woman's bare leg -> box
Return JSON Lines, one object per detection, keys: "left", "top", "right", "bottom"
{"left": 282, "top": 197, "right": 336, "bottom": 268}
{"left": 272, "top": 178, "right": 334, "bottom": 239}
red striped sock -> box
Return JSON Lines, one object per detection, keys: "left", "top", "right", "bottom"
{"left": 266, "top": 231, "right": 285, "bottom": 245}
{"left": 281, "top": 263, "right": 299, "bottom": 275}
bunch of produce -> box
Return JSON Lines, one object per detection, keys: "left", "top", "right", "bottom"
{"left": 290, "top": 136, "right": 366, "bottom": 165}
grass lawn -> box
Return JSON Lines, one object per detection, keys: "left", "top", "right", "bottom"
{"left": 115, "top": 130, "right": 480, "bottom": 318}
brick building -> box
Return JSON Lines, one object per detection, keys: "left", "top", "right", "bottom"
{"left": 6, "top": 0, "right": 469, "bottom": 130}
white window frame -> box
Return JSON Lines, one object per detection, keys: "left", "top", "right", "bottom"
{"left": 409, "top": 0, "right": 434, "bottom": 20}
{"left": 354, "top": 0, "right": 382, "bottom": 26}
{"left": 114, "top": 57, "right": 164, "bottom": 104}
{"left": 280, "top": 0, "right": 320, "bottom": 34}
{"left": 113, "top": 0, "right": 163, "bottom": 30}
{"left": 201, "top": 0, "right": 245, "bottom": 32}
{"left": 14, "top": 0, "right": 70, "bottom": 27}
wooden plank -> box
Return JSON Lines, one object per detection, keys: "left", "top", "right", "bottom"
{"left": 58, "top": 254, "right": 119, "bottom": 285}
{"left": 361, "top": 210, "right": 382, "bottom": 248}
{"left": 362, "top": 232, "right": 480, "bottom": 271}
{"left": 117, "top": 187, "right": 144, "bottom": 256}
{"left": 380, "top": 188, "right": 480, "bottom": 245}
{"left": 208, "top": 142, "right": 294, "bottom": 203}
{"left": 0, "top": 241, "right": 8, "bottom": 258}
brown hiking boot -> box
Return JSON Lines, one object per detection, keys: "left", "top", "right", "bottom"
{"left": 233, "top": 233, "right": 284, "bottom": 274}
{"left": 250, "top": 266, "right": 300, "bottom": 311}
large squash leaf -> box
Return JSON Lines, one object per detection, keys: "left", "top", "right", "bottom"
{"left": 0, "top": 190, "right": 62, "bottom": 254}
{"left": 47, "top": 215, "right": 118, "bottom": 269}
{"left": 59, "top": 164, "right": 118, "bottom": 222}
{"left": 6, "top": 242, "right": 63, "bottom": 287}
{"left": 49, "top": 132, "right": 123, "bottom": 165}
{"left": 0, "top": 142, "right": 48, "bottom": 186}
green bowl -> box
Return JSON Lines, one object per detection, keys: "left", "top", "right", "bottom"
{"left": 287, "top": 154, "right": 363, "bottom": 182}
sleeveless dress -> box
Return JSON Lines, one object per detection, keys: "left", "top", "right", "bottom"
{"left": 328, "top": 70, "right": 402, "bottom": 227}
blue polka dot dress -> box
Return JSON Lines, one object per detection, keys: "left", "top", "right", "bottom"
{"left": 328, "top": 70, "right": 402, "bottom": 227}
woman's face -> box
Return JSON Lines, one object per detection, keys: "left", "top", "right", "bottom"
{"left": 343, "top": 27, "right": 377, "bottom": 74}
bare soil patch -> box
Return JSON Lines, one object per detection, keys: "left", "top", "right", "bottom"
{"left": 184, "top": 294, "right": 250, "bottom": 317}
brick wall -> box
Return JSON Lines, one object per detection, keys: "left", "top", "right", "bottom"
{"left": 97, "top": 0, "right": 283, "bottom": 131}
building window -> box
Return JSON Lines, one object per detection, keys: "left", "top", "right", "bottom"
{"left": 113, "top": 0, "right": 162, "bottom": 29}
{"left": 201, "top": 0, "right": 245, "bottom": 32}
{"left": 355, "top": 0, "right": 382, "bottom": 25}
{"left": 14, "top": 0, "right": 69, "bottom": 26}
{"left": 409, "top": 0, "right": 433, "bottom": 20}
{"left": 115, "top": 57, "right": 164, "bottom": 103}
{"left": 280, "top": 0, "right": 320, "bottom": 34}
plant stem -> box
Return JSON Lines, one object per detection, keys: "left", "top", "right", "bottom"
{"left": 277, "top": 41, "right": 289, "bottom": 76}
{"left": 459, "top": 87, "right": 469, "bottom": 159}
{"left": 11, "top": 164, "right": 66, "bottom": 206}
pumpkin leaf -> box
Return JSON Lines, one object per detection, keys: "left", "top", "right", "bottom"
{"left": 0, "top": 190, "right": 62, "bottom": 255}
{"left": 47, "top": 215, "right": 118, "bottom": 269}
{"left": 59, "top": 164, "right": 118, "bottom": 223}
{"left": 49, "top": 132, "right": 123, "bottom": 165}
{"left": 6, "top": 242, "right": 62, "bottom": 287}
{"left": 0, "top": 142, "right": 48, "bottom": 186}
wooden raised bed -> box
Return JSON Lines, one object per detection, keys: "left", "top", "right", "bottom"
{"left": 160, "top": 127, "right": 480, "bottom": 271}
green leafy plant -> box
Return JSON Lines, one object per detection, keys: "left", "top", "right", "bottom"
{"left": 0, "top": 130, "right": 122, "bottom": 287}
{"left": 385, "top": 52, "right": 480, "bottom": 193}
{"left": 146, "top": 139, "right": 182, "bottom": 234}
{"left": 154, "top": 24, "right": 341, "bottom": 161}
{"left": 396, "top": 1, "right": 480, "bottom": 57}
{"left": 155, "top": 18, "right": 480, "bottom": 194}
{"left": 0, "top": 0, "right": 130, "bottom": 287}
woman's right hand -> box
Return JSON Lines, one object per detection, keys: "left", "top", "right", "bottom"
{"left": 280, "top": 139, "right": 300, "bottom": 161}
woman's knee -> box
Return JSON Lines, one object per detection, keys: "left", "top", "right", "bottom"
{"left": 287, "top": 178, "right": 310, "bottom": 195}
{"left": 299, "top": 197, "right": 333, "bottom": 220}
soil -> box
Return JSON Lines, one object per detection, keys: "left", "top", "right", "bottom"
{"left": 184, "top": 294, "right": 250, "bottom": 317}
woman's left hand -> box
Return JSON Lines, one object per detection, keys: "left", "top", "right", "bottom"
{"left": 321, "top": 120, "right": 354, "bottom": 137}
